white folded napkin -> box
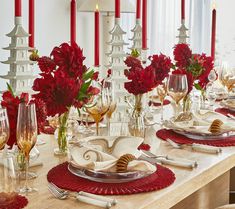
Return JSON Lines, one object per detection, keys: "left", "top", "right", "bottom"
{"left": 70, "top": 136, "right": 156, "bottom": 173}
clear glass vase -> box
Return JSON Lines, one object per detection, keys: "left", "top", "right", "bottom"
{"left": 128, "top": 94, "right": 145, "bottom": 138}
{"left": 54, "top": 111, "right": 69, "bottom": 155}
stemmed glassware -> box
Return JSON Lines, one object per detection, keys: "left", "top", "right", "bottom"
{"left": 167, "top": 74, "right": 188, "bottom": 118}
{"left": 17, "top": 102, "right": 37, "bottom": 194}
{"left": 219, "top": 63, "right": 235, "bottom": 94}
{"left": 103, "top": 78, "right": 116, "bottom": 136}
{"left": 157, "top": 83, "right": 167, "bottom": 122}
{"left": 85, "top": 82, "right": 111, "bottom": 136}
{"left": 0, "top": 108, "right": 10, "bottom": 150}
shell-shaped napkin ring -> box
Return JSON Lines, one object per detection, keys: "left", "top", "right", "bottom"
{"left": 208, "top": 119, "right": 224, "bottom": 134}
{"left": 116, "top": 154, "right": 136, "bottom": 173}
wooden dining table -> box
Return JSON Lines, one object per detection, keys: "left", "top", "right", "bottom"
{"left": 25, "top": 106, "right": 235, "bottom": 209}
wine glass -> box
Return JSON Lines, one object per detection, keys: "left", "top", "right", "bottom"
{"left": 0, "top": 108, "right": 10, "bottom": 150}
{"left": 17, "top": 102, "right": 37, "bottom": 194}
{"left": 157, "top": 83, "right": 167, "bottom": 122}
{"left": 219, "top": 63, "right": 235, "bottom": 93}
{"left": 85, "top": 91, "right": 110, "bottom": 136}
{"left": 103, "top": 78, "right": 116, "bottom": 136}
{"left": 167, "top": 74, "right": 188, "bottom": 118}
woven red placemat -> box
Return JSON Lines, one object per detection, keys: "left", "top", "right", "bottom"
{"left": 149, "top": 99, "right": 171, "bottom": 107}
{"left": 156, "top": 129, "right": 235, "bottom": 147}
{"left": 215, "top": 108, "right": 235, "bottom": 117}
{"left": 47, "top": 162, "right": 175, "bottom": 195}
{"left": 0, "top": 192, "right": 28, "bottom": 209}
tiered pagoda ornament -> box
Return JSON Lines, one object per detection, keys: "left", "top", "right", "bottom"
{"left": 1, "top": 16, "right": 36, "bottom": 95}
{"left": 177, "top": 19, "right": 189, "bottom": 44}
{"left": 106, "top": 18, "right": 129, "bottom": 121}
{"left": 129, "top": 19, "right": 142, "bottom": 54}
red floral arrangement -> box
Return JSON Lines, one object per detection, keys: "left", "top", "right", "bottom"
{"left": 1, "top": 87, "right": 47, "bottom": 148}
{"left": 124, "top": 54, "right": 171, "bottom": 95}
{"left": 33, "top": 42, "right": 99, "bottom": 117}
{"left": 173, "top": 43, "right": 214, "bottom": 93}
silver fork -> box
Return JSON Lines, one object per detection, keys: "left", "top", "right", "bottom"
{"left": 48, "top": 183, "right": 112, "bottom": 208}
{"left": 49, "top": 182, "right": 117, "bottom": 206}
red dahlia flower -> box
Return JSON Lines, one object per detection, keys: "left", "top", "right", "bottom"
{"left": 173, "top": 43, "right": 192, "bottom": 68}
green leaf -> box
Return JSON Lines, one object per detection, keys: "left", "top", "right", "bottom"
{"left": 194, "top": 83, "right": 203, "bottom": 91}
{"left": 82, "top": 70, "right": 94, "bottom": 81}
{"left": 7, "top": 83, "right": 15, "bottom": 97}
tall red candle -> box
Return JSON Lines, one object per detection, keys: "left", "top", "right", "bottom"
{"left": 142, "top": 0, "right": 147, "bottom": 49}
{"left": 29, "top": 0, "right": 35, "bottom": 48}
{"left": 15, "top": 0, "right": 22, "bottom": 17}
{"left": 136, "top": 0, "right": 141, "bottom": 19}
{"left": 211, "top": 7, "right": 216, "bottom": 60}
{"left": 70, "top": 0, "right": 76, "bottom": 44}
{"left": 115, "top": 0, "right": 120, "bottom": 18}
{"left": 181, "top": 0, "right": 185, "bottom": 20}
{"left": 94, "top": 5, "right": 100, "bottom": 66}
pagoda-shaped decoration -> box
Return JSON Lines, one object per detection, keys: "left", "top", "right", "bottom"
{"left": 177, "top": 20, "right": 189, "bottom": 44}
{"left": 129, "top": 19, "right": 142, "bottom": 54}
{"left": 106, "top": 18, "right": 129, "bottom": 121}
{"left": 1, "top": 16, "right": 36, "bottom": 95}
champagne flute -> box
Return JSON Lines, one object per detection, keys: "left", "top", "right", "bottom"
{"left": 157, "top": 83, "right": 167, "bottom": 122}
{"left": 0, "top": 108, "right": 10, "bottom": 150}
{"left": 167, "top": 74, "right": 188, "bottom": 118}
{"left": 17, "top": 102, "right": 37, "bottom": 194}
{"left": 103, "top": 78, "right": 116, "bottom": 136}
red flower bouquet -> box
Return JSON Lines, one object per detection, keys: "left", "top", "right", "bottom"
{"left": 124, "top": 54, "right": 171, "bottom": 95}
{"left": 1, "top": 90, "right": 47, "bottom": 148}
{"left": 33, "top": 42, "right": 99, "bottom": 154}
{"left": 173, "top": 44, "right": 214, "bottom": 93}
{"left": 33, "top": 42, "right": 99, "bottom": 116}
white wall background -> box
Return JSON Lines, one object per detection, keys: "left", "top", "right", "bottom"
{"left": 0, "top": 0, "right": 234, "bottom": 92}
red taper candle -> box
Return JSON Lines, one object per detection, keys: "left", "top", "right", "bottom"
{"left": 94, "top": 4, "right": 100, "bottom": 66}
{"left": 15, "top": 0, "right": 22, "bottom": 17}
{"left": 115, "top": 0, "right": 120, "bottom": 18}
{"left": 142, "top": 0, "right": 147, "bottom": 49}
{"left": 29, "top": 0, "right": 35, "bottom": 48}
{"left": 181, "top": 0, "right": 185, "bottom": 20}
{"left": 70, "top": 0, "right": 76, "bottom": 44}
{"left": 136, "top": 0, "right": 141, "bottom": 19}
{"left": 211, "top": 7, "right": 216, "bottom": 60}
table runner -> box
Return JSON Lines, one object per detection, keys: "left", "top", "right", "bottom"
{"left": 156, "top": 129, "right": 235, "bottom": 147}
{"left": 47, "top": 162, "right": 175, "bottom": 195}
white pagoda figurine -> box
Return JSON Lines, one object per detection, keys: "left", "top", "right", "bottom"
{"left": 177, "top": 20, "right": 189, "bottom": 44}
{"left": 106, "top": 19, "right": 129, "bottom": 121}
{"left": 1, "top": 16, "right": 36, "bottom": 95}
{"left": 129, "top": 19, "right": 142, "bottom": 54}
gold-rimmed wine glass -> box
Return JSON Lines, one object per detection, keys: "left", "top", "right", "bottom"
{"left": 103, "top": 78, "right": 116, "bottom": 136}
{"left": 0, "top": 108, "right": 9, "bottom": 150}
{"left": 17, "top": 102, "right": 37, "bottom": 194}
{"left": 85, "top": 98, "right": 110, "bottom": 136}
{"left": 157, "top": 83, "right": 167, "bottom": 122}
{"left": 167, "top": 74, "right": 188, "bottom": 118}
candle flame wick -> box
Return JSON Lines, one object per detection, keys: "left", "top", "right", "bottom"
{"left": 212, "top": 2, "right": 216, "bottom": 9}
{"left": 96, "top": 4, "right": 99, "bottom": 11}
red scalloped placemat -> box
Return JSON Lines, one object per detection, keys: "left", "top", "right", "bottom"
{"left": 156, "top": 129, "right": 235, "bottom": 147}
{"left": 215, "top": 108, "right": 235, "bottom": 117}
{"left": 0, "top": 192, "right": 28, "bottom": 209}
{"left": 149, "top": 99, "right": 170, "bottom": 107}
{"left": 47, "top": 162, "right": 175, "bottom": 195}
